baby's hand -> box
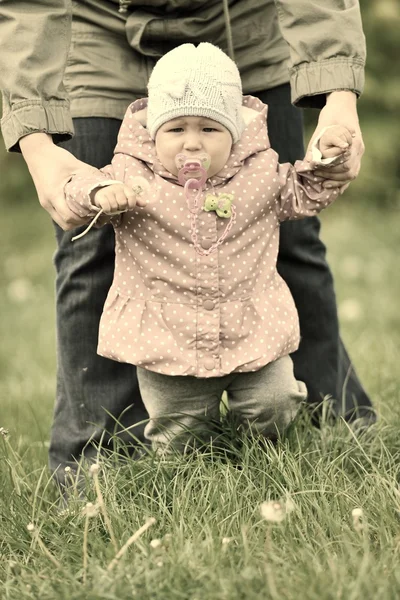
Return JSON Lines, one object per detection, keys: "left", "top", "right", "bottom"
{"left": 318, "top": 126, "right": 353, "bottom": 159}
{"left": 93, "top": 180, "right": 149, "bottom": 214}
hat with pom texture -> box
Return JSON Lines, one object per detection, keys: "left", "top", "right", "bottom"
{"left": 147, "top": 43, "right": 245, "bottom": 143}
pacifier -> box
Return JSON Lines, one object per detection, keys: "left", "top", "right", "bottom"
{"left": 176, "top": 152, "right": 211, "bottom": 189}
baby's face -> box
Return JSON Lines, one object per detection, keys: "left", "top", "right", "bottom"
{"left": 155, "top": 116, "right": 232, "bottom": 179}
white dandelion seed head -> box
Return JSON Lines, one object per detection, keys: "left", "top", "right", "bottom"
{"left": 82, "top": 502, "right": 100, "bottom": 518}
{"left": 222, "top": 537, "right": 234, "bottom": 545}
{"left": 260, "top": 501, "right": 285, "bottom": 523}
{"left": 89, "top": 463, "right": 100, "bottom": 475}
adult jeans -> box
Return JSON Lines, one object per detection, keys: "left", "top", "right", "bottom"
{"left": 50, "top": 84, "right": 375, "bottom": 482}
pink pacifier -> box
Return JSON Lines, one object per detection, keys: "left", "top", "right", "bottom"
{"left": 176, "top": 153, "right": 211, "bottom": 213}
{"left": 176, "top": 153, "right": 210, "bottom": 187}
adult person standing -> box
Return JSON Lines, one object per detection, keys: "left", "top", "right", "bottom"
{"left": 0, "top": 0, "right": 376, "bottom": 485}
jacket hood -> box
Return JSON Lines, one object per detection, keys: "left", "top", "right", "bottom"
{"left": 114, "top": 96, "right": 271, "bottom": 186}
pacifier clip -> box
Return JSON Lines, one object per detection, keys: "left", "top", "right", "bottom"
{"left": 176, "top": 153, "right": 236, "bottom": 256}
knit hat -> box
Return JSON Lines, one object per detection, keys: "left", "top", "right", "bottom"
{"left": 147, "top": 43, "right": 245, "bottom": 143}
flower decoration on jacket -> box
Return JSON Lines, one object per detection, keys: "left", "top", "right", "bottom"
{"left": 204, "top": 193, "right": 234, "bottom": 218}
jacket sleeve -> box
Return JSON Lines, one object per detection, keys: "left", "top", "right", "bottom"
{"left": 275, "top": 156, "right": 341, "bottom": 222}
{"left": 273, "top": 0, "right": 366, "bottom": 107}
{"left": 0, "top": 0, "right": 74, "bottom": 152}
{"left": 64, "top": 155, "right": 127, "bottom": 226}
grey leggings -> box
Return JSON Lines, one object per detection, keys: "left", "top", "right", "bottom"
{"left": 137, "top": 355, "right": 307, "bottom": 452}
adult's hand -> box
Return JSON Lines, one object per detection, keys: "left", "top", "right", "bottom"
{"left": 20, "top": 133, "right": 97, "bottom": 230}
{"left": 305, "top": 91, "right": 365, "bottom": 192}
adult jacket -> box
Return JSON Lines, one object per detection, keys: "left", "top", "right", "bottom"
{"left": 64, "top": 96, "right": 341, "bottom": 377}
{"left": 0, "top": 0, "right": 366, "bottom": 151}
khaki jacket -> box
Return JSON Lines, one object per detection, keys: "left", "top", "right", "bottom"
{"left": 64, "top": 97, "right": 341, "bottom": 377}
{"left": 0, "top": 0, "right": 366, "bottom": 151}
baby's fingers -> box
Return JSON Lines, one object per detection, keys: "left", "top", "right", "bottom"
{"left": 319, "top": 127, "right": 353, "bottom": 157}
{"left": 95, "top": 190, "right": 115, "bottom": 214}
{"left": 122, "top": 185, "right": 139, "bottom": 210}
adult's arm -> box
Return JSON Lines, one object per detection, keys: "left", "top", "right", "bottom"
{"left": 0, "top": 1, "right": 97, "bottom": 228}
{"left": 0, "top": 0, "right": 74, "bottom": 151}
{"left": 274, "top": 0, "right": 366, "bottom": 108}
{"left": 274, "top": 0, "right": 366, "bottom": 190}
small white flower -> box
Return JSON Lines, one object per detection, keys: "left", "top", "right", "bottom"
{"left": 0, "top": 427, "right": 9, "bottom": 438}
{"left": 89, "top": 463, "right": 100, "bottom": 475}
{"left": 351, "top": 507, "right": 364, "bottom": 531}
{"left": 27, "top": 523, "right": 35, "bottom": 532}
{"left": 222, "top": 537, "right": 234, "bottom": 545}
{"left": 82, "top": 502, "right": 100, "bottom": 518}
{"left": 64, "top": 466, "right": 71, "bottom": 473}
{"left": 156, "top": 560, "right": 163, "bottom": 567}
{"left": 150, "top": 539, "right": 162, "bottom": 549}
{"left": 260, "top": 501, "right": 285, "bottom": 523}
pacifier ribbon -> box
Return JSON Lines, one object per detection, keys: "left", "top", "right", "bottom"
{"left": 176, "top": 153, "right": 236, "bottom": 256}
{"left": 176, "top": 152, "right": 210, "bottom": 214}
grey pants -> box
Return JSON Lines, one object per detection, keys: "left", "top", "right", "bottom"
{"left": 137, "top": 355, "right": 307, "bottom": 452}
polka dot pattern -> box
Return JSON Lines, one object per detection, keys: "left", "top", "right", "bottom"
{"left": 65, "top": 96, "right": 340, "bottom": 378}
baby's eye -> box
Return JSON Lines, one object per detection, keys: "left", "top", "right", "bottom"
{"left": 168, "top": 127, "right": 184, "bottom": 133}
{"left": 203, "top": 127, "right": 217, "bottom": 132}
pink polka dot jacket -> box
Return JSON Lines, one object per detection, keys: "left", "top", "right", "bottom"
{"left": 65, "top": 96, "right": 340, "bottom": 378}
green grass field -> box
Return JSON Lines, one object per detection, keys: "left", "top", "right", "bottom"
{"left": 1, "top": 191, "right": 400, "bottom": 599}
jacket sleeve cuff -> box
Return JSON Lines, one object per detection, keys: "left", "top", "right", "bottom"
{"left": 290, "top": 59, "right": 365, "bottom": 108}
{"left": 1, "top": 100, "right": 74, "bottom": 152}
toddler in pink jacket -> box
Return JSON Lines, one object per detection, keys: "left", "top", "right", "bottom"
{"left": 65, "top": 43, "right": 352, "bottom": 452}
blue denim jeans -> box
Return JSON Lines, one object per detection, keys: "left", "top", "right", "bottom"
{"left": 51, "top": 84, "right": 374, "bottom": 482}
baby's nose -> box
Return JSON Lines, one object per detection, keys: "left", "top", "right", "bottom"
{"left": 184, "top": 134, "right": 202, "bottom": 150}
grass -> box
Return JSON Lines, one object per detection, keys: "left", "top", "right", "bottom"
{"left": 0, "top": 188, "right": 400, "bottom": 598}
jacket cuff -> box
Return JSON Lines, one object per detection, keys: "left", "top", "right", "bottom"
{"left": 1, "top": 100, "right": 74, "bottom": 152}
{"left": 290, "top": 59, "right": 365, "bottom": 108}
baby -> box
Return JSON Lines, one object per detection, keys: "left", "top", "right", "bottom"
{"left": 65, "top": 43, "right": 351, "bottom": 453}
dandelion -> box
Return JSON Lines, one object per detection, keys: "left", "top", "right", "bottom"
{"left": 82, "top": 502, "right": 100, "bottom": 583}
{"left": 89, "top": 463, "right": 100, "bottom": 476}
{"left": 150, "top": 539, "right": 162, "bottom": 549}
{"left": 260, "top": 496, "right": 295, "bottom": 523}
{"left": 0, "top": 427, "right": 9, "bottom": 438}
{"left": 90, "top": 463, "right": 118, "bottom": 552}
{"left": 222, "top": 537, "right": 234, "bottom": 545}
{"left": 260, "top": 501, "right": 285, "bottom": 523}
{"left": 8, "top": 560, "right": 20, "bottom": 575}
{"left": 82, "top": 502, "right": 100, "bottom": 519}
{"left": 26, "top": 523, "right": 61, "bottom": 569}
{"left": 352, "top": 507, "right": 364, "bottom": 532}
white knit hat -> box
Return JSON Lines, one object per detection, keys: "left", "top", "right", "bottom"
{"left": 147, "top": 43, "right": 245, "bottom": 143}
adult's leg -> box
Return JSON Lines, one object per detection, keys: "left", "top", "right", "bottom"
{"left": 255, "top": 85, "right": 375, "bottom": 424}
{"left": 50, "top": 118, "right": 148, "bottom": 486}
